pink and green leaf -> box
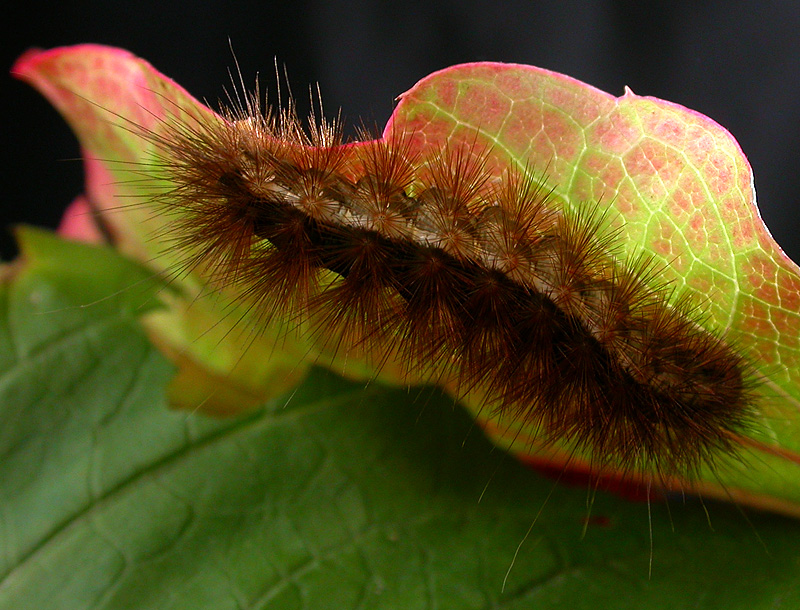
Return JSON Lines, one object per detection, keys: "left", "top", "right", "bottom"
{"left": 12, "top": 46, "right": 800, "bottom": 514}
{"left": 386, "top": 62, "right": 800, "bottom": 510}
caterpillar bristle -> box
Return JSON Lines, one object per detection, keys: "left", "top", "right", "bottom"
{"left": 138, "top": 78, "right": 757, "bottom": 480}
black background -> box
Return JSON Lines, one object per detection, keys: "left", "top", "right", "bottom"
{"left": 5, "top": 0, "right": 800, "bottom": 262}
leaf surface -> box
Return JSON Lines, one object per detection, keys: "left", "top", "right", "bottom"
{"left": 1, "top": 229, "right": 799, "bottom": 609}
{"left": 386, "top": 62, "right": 800, "bottom": 508}
{"left": 12, "top": 45, "right": 800, "bottom": 510}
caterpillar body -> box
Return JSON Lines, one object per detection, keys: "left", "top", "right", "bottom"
{"left": 140, "top": 84, "right": 756, "bottom": 479}
{"left": 17, "top": 45, "right": 791, "bottom": 493}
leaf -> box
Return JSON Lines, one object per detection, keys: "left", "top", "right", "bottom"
{"left": 1, "top": 229, "right": 799, "bottom": 609}
{"left": 386, "top": 63, "right": 800, "bottom": 508}
{"left": 11, "top": 46, "right": 800, "bottom": 510}
{"left": 12, "top": 45, "right": 318, "bottom": 413}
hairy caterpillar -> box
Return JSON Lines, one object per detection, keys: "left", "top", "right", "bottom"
{"left": 136, "top": 94, "right": 753, "bottom": 481}
{"left": 14, "top": 45, "right": 800, "bottom": 503}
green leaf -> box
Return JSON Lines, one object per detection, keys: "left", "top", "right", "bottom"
{"left": 1, "top": 230, "right": 799, "bottom": 609}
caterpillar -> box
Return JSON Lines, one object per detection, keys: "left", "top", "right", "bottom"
{"left": 128, "top": 71, "right": 756, "bottom": 482}
{"left": 18, "top": 45, "right": 791, "bottom": 491}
